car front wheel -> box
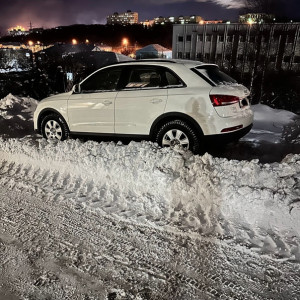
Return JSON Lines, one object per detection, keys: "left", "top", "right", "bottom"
{"left": 41, "top": 114, "right": 69, "bottom": 141}
{"left": 155, "top": 120, "right": 201, "bottom": 153}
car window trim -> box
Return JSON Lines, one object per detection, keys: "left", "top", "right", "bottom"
{"left": 79, "top": 66, "right": 124, "bottom": 93}
{"left": 191, "top": 68, "right": 216, "bottom": 86}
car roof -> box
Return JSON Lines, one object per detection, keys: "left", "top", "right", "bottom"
{"left": 113, "top": 59, "right": 217, "bottom": 69}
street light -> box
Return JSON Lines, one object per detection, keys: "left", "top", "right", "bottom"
{"left": 122, "top": 38, "right": 128, "bottom": 49}
{"left": 72, "top": 38, "right": 78, "bottom": 45}
{"left": 28, "top": 40, "right": 34, "bottom": 46}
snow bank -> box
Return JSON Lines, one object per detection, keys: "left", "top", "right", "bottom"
{"left": 0, "top": 137, "right": 299, "bottom": 260}
{"left": 0, "top": 93, "right": 38, "bottom": 138}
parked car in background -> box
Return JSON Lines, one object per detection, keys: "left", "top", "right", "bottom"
{"left": 34, "top": 59, "right": 253, "bottom": 153}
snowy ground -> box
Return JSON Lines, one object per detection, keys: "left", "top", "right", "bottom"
{"left": 0, "top": 94, "right": 299, "bottom": 299}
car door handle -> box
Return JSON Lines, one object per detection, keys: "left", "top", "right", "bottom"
{"left": 103, "top": 100, "right": 112, "bottom": 106}
{"left": 150, "top": 99, "right": 163, "bottom": 104}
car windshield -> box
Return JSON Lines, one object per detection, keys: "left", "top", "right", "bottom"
{"left": 193, "top": 65, "right": 237, "bottom": 86}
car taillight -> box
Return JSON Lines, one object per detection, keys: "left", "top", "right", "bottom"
{"left": 210, "top": 95, "right": 240, "bottom": 107}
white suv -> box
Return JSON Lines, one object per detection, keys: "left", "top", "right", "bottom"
{"left": 34, "top": 59, "right": 253, "bottom": 153}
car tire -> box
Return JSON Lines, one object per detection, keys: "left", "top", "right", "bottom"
{"left": 155, "top": 120, "right": 202, "bottom": 154}
{"left": 41, "top": 114, "right": 69, "bottom": 141}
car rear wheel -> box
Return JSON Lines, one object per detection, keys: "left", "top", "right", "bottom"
{"left": 155, "top": 120, "right": 201, "bottom": 153}
{"left": 41, "top": 114, "right": 69, "bottom": 141}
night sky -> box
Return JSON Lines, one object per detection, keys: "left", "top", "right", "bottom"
{"left": 0, "top": 0, "right": 299, "bottom": 31}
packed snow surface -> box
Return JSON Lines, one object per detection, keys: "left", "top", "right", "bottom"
{"left": 0, "top": 94, "right": 299, "bottom": 299}
{"left": 243, "top": 103, "right": 299, "bottom": 144}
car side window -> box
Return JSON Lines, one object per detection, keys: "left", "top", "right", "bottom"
{"left": 125, "top": 67, "right": 162, "bottom": 89}
{"left": 80, "top": 67, "right": 122, "bottom": 93}
{"left": 165, "top": 71, "right": 184, "bottom": 87}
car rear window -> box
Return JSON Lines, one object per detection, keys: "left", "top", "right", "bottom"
{"left": 193, "top": 65, "right": 237, "bottom": 86}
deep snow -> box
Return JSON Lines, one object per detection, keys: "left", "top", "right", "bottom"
{"left": 0, "top": 94, "right": 300, "bottom": 299}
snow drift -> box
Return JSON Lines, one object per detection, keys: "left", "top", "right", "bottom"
{"left": 0, "top": 137, "right": 299, "bottom": 260}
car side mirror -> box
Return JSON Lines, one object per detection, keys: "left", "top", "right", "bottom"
{"left": 72, "top": 84, "right": 81, "bottom": 94}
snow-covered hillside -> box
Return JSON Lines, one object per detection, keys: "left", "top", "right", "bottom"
{"left": 0, "top": 94, "right": 299, "bottom": 299}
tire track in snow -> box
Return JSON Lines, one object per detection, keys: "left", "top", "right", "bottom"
{"left": 1, "top": 158, "right": 300, "bottom": 299}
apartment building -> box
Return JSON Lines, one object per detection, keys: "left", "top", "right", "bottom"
{"left": 107, "top": 10, "right": 138, "bottom": 25}
{"left": 172, "top": 23, "right": 300, "bottom": 73}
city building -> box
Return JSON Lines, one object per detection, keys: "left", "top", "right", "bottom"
{"left": 141, "top": 20, "right": 155, "bottom": 27}
{"left": 0, "top": 42, "right": 51, "bottom": 53}
{"left": 201, "top": 20, "right": 223, "bottom": 25}
{"left": 8, "top": 25, "right": 29, "bottom": 36}
{"left": 29, "top": 27, "right": 44, "bottom": 34}
{"left": 239, "top": 13, "right": 275, "bottom": 24}
{"left": 0, "top": 42, "right": 26, "bottom": 50}
{"left": 154, "top": 15, "right": 203, "bottom": 25}
{"left": 136, "top": 44, "right": 172, "bottom": 59}
{"left": 172, "top": 23, "right": 300, "bottom": 73}
{"left": 107, "top": 10, "right": 138, "bottom": 25}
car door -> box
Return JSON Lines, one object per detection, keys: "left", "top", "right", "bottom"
{"left": 67, "top": 66, "right": 122, "bottom": 134}
{"left": 115, "top": 66, "right": 168, "bottom": 135}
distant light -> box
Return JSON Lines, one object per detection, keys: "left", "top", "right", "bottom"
{"left": 9, "top": 25, "right": 26, "bottom": 32}
{"left": 28, "top": 40, "right": 34, "bottom": 46}
{"left": 66, "top": 72, "right": 73, "bottom": 81}
{"left": 122, "top": 38, "right": 128, "bottom": 46}
{"left": 290, "top": 20, "right": 293, "bottom": 23}
{"left": 37, "top": 41, "right": 40, "bottom": 45}
{"left": 85, "top": 39, "right": 89, "bottom": 44}
{"left": 72, "top": 38, "right": 77, "bottom": 45}
{"left": 247, "top": 18, "right": 254, "bottom": 25}
{"left": 226, "top": 21, "right": 231, "bottom": 24}
{"left": 199, "top": 20, "right": 204, "bottom": 25}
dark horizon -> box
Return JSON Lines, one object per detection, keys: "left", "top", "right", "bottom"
{"left": 0, "top": 0, "right": 299, "bottom": 33}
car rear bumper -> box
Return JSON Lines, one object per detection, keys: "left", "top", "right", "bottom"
{"left": 204, "top": 123, "right": 253, "bottom": 144}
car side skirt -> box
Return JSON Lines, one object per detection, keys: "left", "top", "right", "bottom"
{"left": 70, "top": 132, "right": 149, "bottom": 140}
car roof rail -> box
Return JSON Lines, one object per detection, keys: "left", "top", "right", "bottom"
{"left": 135, "top": 59, "right": 177, "bottom": 63}
{"left": 114, "top": 59, "right": 177, "bottom": 64}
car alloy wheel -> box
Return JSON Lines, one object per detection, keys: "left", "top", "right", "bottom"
{"left": 156, "top": 119, "right": 201, "bottom": 153}
{"left": 41, "top": 114, "right": 69, "bottom": 141}
{"left": 162, "top": 129, "right": 190, "bottom": 149}
{"left": 44, "top": 120, "right": 63, "bottom": 140}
